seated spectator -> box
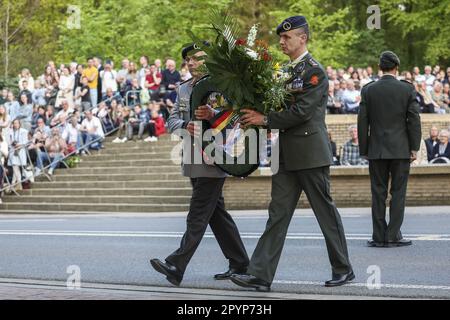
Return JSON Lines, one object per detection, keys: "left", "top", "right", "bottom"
{"left": 19, "top": 80, "right": 33, "bottom": 103}
{"left": 417, "top": 81, "right": 438, "bottom": 113}
{"left": 127, "top": 105, "right": 149, "bottom": 141}
{"left": 31, "top": 106, "right": 46, "bottom": 133}
{"left": 62, "top": 115, "right": 82, "bottom": 154}
{"left": 424, "top": 65, "right": 436, "bottom": 92}
{"left": 103, "top": 88, "right": 123, "bottom": 107}
{"left": 35, "top": 127, "right": 67, "bottom": 176}
{"left": 17, "top": 93, "right": 33, "bottom": 132}
{"left": 431, "top": 129, "right": 450, "bottom": 161}
{"left": 0, "top": 132, "right": 8, "bottom": 203}
{"left": 425, "top": 125, "right": 440, "bottom": 161}
{"left": 430, "top": 82, "right": 449, "bottom": 113}
{"left": 45, "top": 105, "right": 55, "bottom": 127}
{"left": 80, "top": 110, "right": 104, "bottom": 152}
{"left": 5, "top": 91, "right": 21, "bottom": 122}
{"left": 327, "top": 81, "right": 344, "bottom": 114}
{"left": 28, "top": 118, "right": 51, "bottom": 170}
{"left": 342, "top": 80, "right": 361, "bottom": 114}
{"left": 144, "top": 109, "right": 166, "bottom": 142}
{"left": 6, "top": 119, "right": 29, "bottom": 191}
{"left": 0, "top": 88, "right": 9, "bottom": 105}
{"left": 443, "top": 83, "right": 450, "bottom": 109}
{"left": 341, "top": 124, "right": 368, "bottom": 166}
{"left": 112, "top": 106, "right": 130, "bottom": 143}
{"left": 93, "top": 101, "right": 115, "bottom": 133}
{"left": 54, "top": 100, "right": 74, "bottom": 123}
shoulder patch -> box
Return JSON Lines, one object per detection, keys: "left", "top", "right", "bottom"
{"left": 307, "top": 58, "right": 319, "bottom": 67}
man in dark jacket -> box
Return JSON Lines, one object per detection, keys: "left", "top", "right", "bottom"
{"left": 358, "top": 51, "right": 422, "bottom": 248}
{"left": 230, "top": 16, "right": 354, "bottom": 292}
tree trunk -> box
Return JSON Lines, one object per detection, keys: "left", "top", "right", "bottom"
{"left": 3, "top": 1, "right": 10, "bottom": 79}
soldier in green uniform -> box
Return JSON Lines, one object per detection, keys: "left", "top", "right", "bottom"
{"left": 230, "top": 16, "right": 354, "bottom": 292}
{"left": 358, "top": 51, "right": 421, "bottom": 248}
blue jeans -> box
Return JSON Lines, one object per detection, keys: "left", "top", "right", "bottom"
{"left": 89, "top": 89, "right": 98, "bottom": 108}
{"left": 83, "top": 133, "right": 104, "bottom": 150}
{"left": 36, "top": 151, "right": 64, "bottom": 170}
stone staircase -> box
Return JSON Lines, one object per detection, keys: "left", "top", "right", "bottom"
{"left": 0, "top": 134, "right": 192, "bottom": 213}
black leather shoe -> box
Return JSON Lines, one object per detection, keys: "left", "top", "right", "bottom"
{"left": 214, "top": 267, "right": 247, "bottom": 280}
{"left": 367, "top": 240, "right": 385, "bottom": 247}
{"left": 230, "top": 274, "right": 271, "bottom": 292}
{"left": 325, "top": 271, "right": 355, "bottom": 287}
{"left": 386, "top": 238, "right": 412, "bottom": 247}
{"left": 150, "top": 259, "right": 183, "bottom": 286}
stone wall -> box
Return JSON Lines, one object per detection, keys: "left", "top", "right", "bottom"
{"left": 223, "top": 165, "right": 450, "bottom": 209}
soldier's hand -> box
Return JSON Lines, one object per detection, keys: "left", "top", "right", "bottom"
{"left": 410, "top": 151, "right": 417, "bottom": 163}
{"left": 240, "top": 109, "right": 265, "bottom": 127}
{"left": 195, "top": 105, "right": 215, "bottom": 121}
{"left": 186, "top": 121, "right": 201, "bottom": 138}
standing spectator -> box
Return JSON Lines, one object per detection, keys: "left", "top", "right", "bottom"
{"left": 161, "top": 59, "right": 181, "bottom": 105}
{"left": 126, "top": 61, "right": 139, "bottom": 83}
{"left": 0, "top": 89, "right": 8, "bottom": 105}
{"left": 94, "top": 56, "right": 104, "bottom": 104}
{"left": 76, "top": 76, "right": 92, "bottom": 112}
{"left": 327, "top": 81, "right": 344, "bottom": 114}
{"left": 0, "top": 105, "right": 11, "bottom": 139}
{"left": 35, "top": 127, "right": 67, "bottom": 176}
{"left": 32, "top": 80, "right": 47, "bottom": 106}
{"left": 5, "top": 92, "right": 21, "bottom": 122}
{"left": 17, "top": 94, "right": 33, "bottom": 132}
{"left": 82, "top": 58, "right": 99, "bottom": 108}
{"left": 56, "top": 66, "right": 75, "bottom": 110}
{"left": 443, "top": 83, "right": 450, "bottom": 109}
{"left": 145, "top": 64, "right": 162, "bottom": 101}
{"left": 341, "top": 125, "right": 368, "bottom": 166}
{"left": 126, "top": 78, "right": 141, "bottom": 107}
{"left": 18, "top": 68, "right": 35, "bottom": 92}
{"left": 73, "top": 64, "right": 84, "bottom": 97}
{"left": 19, "top": 80, "right": 33, "bottom": 102}
{"left": 80, "top": 110, "right": 104, "bottom": 151}
{"left": 117, "top": 58, "right": 130, "bottom": 95}
{"left": 431, "top": 129, "right": 450, "bottom": 161}
{"left": 443, "top": 67, "right": 450, "bottom": 85}
{"left": 342, "top": 79, "right": 361, "bottom": 114}
{"left": 0, "top": 132, "right": 8, "bottom": 203}
{"left": 6, "top": 119, "right": 29, "bottom": 191}
{"left": 41, "top": 65, "right": 59, "bottom": 107}
{"left": 154, "top": 58, "right": 162, "bottom": 73}
{"left": 424, "top": 66, "right": 436, "bottom": 91}
{"left": 138, "top": 56, "right": 150, "bottom": 87}
{"left": 100, "top": 60, "right": 118, "bottom": 99}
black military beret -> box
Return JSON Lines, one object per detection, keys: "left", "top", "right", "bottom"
{"left": 379, "top": 51, "right": 400, "bottom": 70}
{"left": 181, "top": 41, "right": 210, "bottom": 60}
{"left": 276, "top": 16, "right": 308, "bottom": 35}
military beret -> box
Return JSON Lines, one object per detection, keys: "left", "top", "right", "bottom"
{"left": 379, "top": 51, "right": 400, "bottom": 70}
{"left": 276, "top": 16, "right": 308, "bottom": 35}
{"left": 181, "top": 41, "right": 210, "bottom": 60}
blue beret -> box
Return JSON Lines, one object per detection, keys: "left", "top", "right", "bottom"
{"left": 182, "top": 41, "right": 210, "bottom": 60}
{"left": 276, "top": 16, "right": 308, "bottom": 35}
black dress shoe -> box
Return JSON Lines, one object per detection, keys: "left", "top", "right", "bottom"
{"left": 214, "top": 267, "right": 247, "bottom": 280}
{"left": 367, "top": 239, "right": 385, "bottom": 247}
{"left": 150, "top": 259, "right": 183, "bottom": 286}
{"left": 230, "top": 274, "right": 271, "bottom": 292}
{"left": 325, "top": 271, "right": 355, "bottom": 287}
{"left": 386, "top": 238, "right": 412, "bottom": 247}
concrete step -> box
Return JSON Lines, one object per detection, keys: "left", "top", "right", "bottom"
{"left": 104, "top": 133, "right": 175, "bottom": 142}
{"left": 76, "top": 159, "right": 180, "bottom": 167}
{"left": 30, "top": 180, "right": 191, "bottom": 189}
{"left": 95, "top": 145, "right": 180, "bottom": 154}
{"left": 84, "top": 152, "right": 175, "bottom": 161}
{"left": 0, "top": 202, "right": 190, "bottom": 213}
{"left": 48, "top": 172, "right": 182, "bottom": 182}
{"left": 55, "top": 166, "right": 180, "bottom": 175}
{"left": 3, "top": 195, "right": 191, "bottom": 205}
{"left": 18, "top": 187, "right": 192, "bottom": 197}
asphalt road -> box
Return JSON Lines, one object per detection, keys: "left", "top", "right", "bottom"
{"left": 0, "top": 207, "right": 449, "bottom": 299}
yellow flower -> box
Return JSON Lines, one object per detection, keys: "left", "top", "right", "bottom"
{"left": 273, "top": 62, "right": 281, "bottom": 71}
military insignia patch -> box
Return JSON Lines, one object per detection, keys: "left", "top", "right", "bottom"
{"left": 292, "top": 77, "right": 304, "bottom": 90}
{"left": 308, "top": 58, "right": 319, "bottom": 67}
{"left": 295, "top": 62, "right": 306, "bottom": 74}
{"left": 310, "top": 75, "right": 319, "bottom": 86}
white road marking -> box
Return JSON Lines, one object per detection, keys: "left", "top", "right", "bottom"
{"left": 274, "top": 280, "right": 450, "bottom": 291}
{"left": 0, "top": 230, "right": 448, "bottom": 241}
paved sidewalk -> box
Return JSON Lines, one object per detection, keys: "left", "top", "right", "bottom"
{"left": 0, "top": 278, "right": 396, "bottom": 300}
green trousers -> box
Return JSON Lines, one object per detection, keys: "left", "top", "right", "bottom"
{"left": 247, "top": 164, "right": 352, "bottom": 284}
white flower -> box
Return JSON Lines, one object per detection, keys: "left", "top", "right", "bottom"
{"left": 246, "top": 49, "right": 258, "bottom": 60}
{"left": 247, "top": 24, "right": 258, "bottom": 47}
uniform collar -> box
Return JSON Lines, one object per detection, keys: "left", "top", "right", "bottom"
{"left": 290, "top": 50, "right": 309, "bottom": 65}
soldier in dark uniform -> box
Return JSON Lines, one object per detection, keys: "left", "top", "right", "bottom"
{"left": 230, "top": 16, "right": 354, "bottom": 292}
{"left": 150, "top": 43, "right": 249, "bottom": 286}
{"left": 358, "top": 51, "right": 421, "bottom": 248}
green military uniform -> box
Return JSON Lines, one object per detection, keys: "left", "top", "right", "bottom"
{"left": 358, "top": 71, "right": 421, "bottom": 244}
{"left": 247, "top": 51, "right": 353, "bottom": 284}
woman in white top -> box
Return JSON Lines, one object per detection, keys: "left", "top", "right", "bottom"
{"left": 0, "top": 131, "right": 8, "bottom": 203}
{"left": 18, "top": 68, "right": 35, "bottom": 92}
{"left": 6, "top": 119, "right": 29, "bottom": 192}
{"left": 0, "top": 105, "right": 10, "bottom": 140}
{"left": 100, "top": 62, "right": 118, "bottom": 98}
{"left": 56, "top": 66, "right": 75, "bottom": 110}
